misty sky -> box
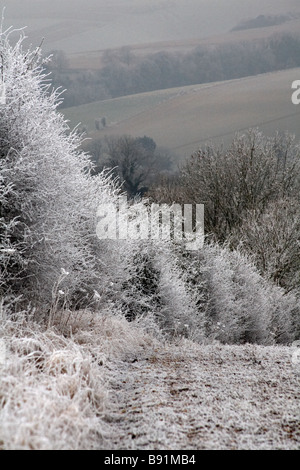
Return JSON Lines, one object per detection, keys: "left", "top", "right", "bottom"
{"left": 0, "top": 0, "right": 299, "bottom": 52}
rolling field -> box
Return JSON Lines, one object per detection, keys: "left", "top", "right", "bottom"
{"left": 63, "top": 68, "right": 300, "bottom": 159}
{"left": 2, "top": 0, "right": 300, "bottom": 56}
{"left": 67, "top": 16, "right": 300, "bottom": 70}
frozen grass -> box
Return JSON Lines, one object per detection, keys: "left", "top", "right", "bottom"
{"left": 0, "top": 310, "right": 299, "bottom": 450}
{"left": 0, "top": 310, "right": 157, "bottom": 450}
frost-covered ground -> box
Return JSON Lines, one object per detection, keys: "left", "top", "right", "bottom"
{"left": 105, "top": 341, "right": 300, "bottom": 450}
{"left": 0, "top": 311, "right": 299, "bottom": 450}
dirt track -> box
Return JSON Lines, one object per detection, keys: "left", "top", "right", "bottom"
{"left": 103, "top": 341, "right": 300, "bottom": 450}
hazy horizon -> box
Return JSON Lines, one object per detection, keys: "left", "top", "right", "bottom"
{"left": 0, "top": 0, "right": 299, "bottom": 52}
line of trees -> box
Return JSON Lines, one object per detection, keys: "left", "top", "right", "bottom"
{"left": 231, "top": 13, "right": 298, "bottom": 31}
{"left": 46, "top": 32, "right": 300, "bottom": 108}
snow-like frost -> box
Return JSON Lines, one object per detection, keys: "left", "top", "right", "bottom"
{"left": 1, "top": 315, "right": 299, "bottom": 450}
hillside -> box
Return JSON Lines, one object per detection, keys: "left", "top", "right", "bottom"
{"left": 63, "top": 68, "right": 300, "bottom": 158}
{"left": 68, "top": 17, "right": 300, "bottom": 70}
{"left": 2, "top": 0, "right": 300, "bottom": 56}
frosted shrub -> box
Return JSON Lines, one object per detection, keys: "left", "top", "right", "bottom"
{"left": 185, "top": 243, "right": 297, "bottom": 344}
{"left": 230, "top": 197, "right": 300, "bottom": 293}
{"left": 113, "top": 238, "right": 204, "bottom": 341}
{"left": 0, "top": 29, "right": 119, "bottom": 313}
{"left": 120, "top": 244, "right": 161, "bottom": 320}
{"left": 154, "top": 242, "right": 205, "bottom": 341}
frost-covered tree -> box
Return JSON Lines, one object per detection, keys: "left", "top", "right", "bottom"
{"left": 230, "top": 197, "right": 300, "bottom": 294}
{"left": 0, "top": 28, "right": 119, "bottom": 314}
{"left": 180, "top": 129, "right": 300, "bottom": 242}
